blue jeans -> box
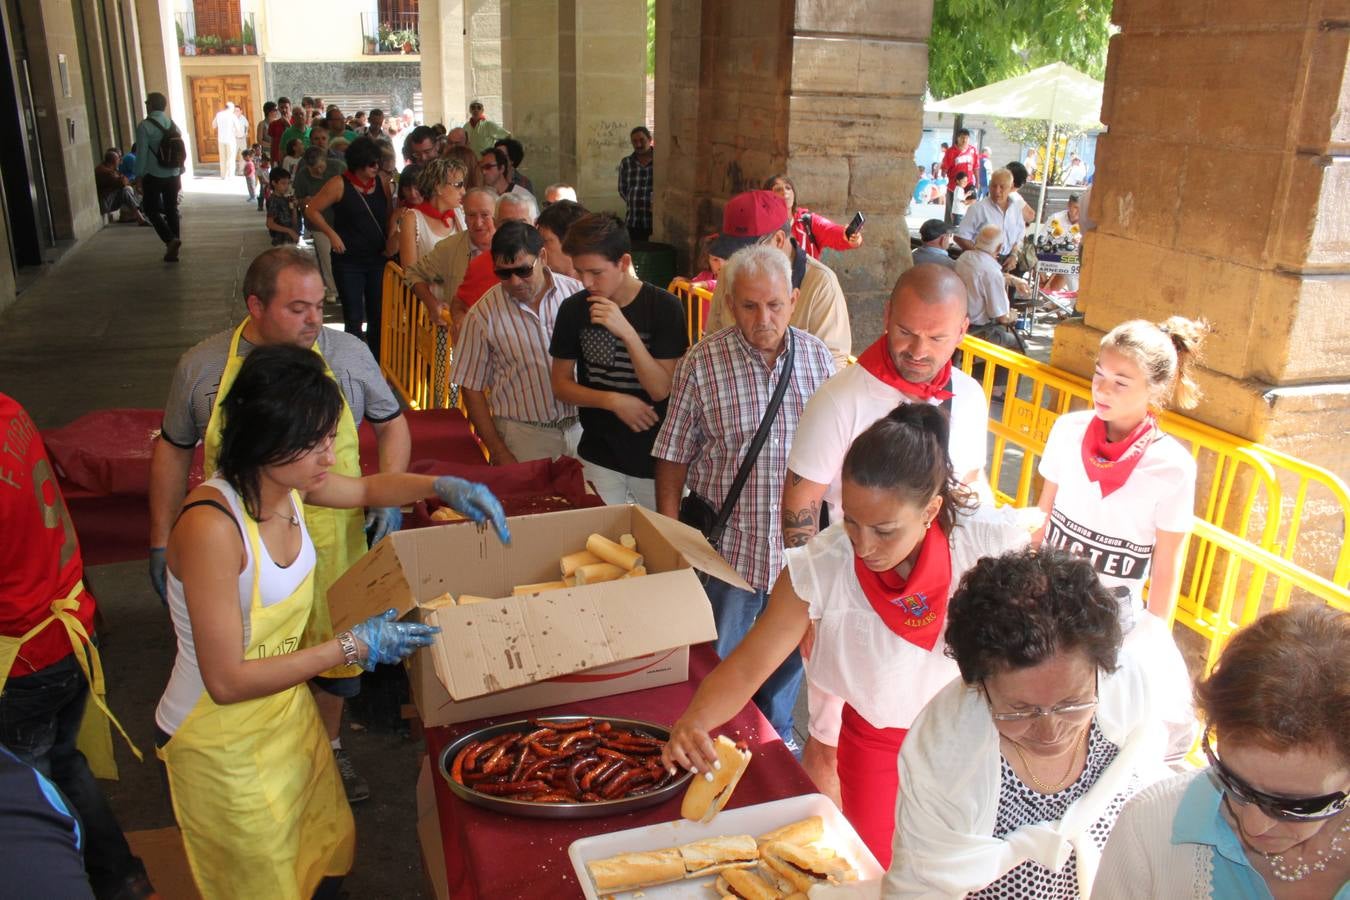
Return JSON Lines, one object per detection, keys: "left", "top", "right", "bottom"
{"left": 0, "top": 651, "right": 144, "bottom": 898}
{"left": 332, "top": 257, "right": 385, "bottom": 364}
{"left": 701, "top": 575, "right": 803, "bottom": 749}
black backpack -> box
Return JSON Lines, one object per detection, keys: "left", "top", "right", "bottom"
{"left": 146, "top": 117, "right": 187, "bottom": 170}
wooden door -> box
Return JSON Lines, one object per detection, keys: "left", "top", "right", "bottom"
{"left": 190, "top": 75, "right": 254, "bottom": 164}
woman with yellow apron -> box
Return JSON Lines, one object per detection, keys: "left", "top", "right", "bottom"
{"left": 157, "top": 345, "right": 508, "bottom": 899}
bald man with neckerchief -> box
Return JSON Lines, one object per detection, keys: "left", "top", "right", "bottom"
{"left": 781, "top": 264, "right": 992, "bottom": 803}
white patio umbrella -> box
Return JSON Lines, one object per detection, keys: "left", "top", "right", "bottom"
{"left": 927, "top": 62, "right": 1104, "bottom": 237}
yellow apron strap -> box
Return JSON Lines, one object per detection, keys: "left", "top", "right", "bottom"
{"left": 49, "top": 597, "right": 142, "bottom": 762}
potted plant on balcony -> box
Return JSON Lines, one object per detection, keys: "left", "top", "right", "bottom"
{"left": 225, "top": 37, "right": 242, "bottom": 55}
{"left": 394, "top": 28, "right": 418, "bottom": 53}
{"left": 242, "top": 19, "right": 256, "bottom": 54}
{"left": 378, "top": 22, "right": 396, "bottom": 53}
{"left": 196, "top": 34, "right": 221, "bottom": 55}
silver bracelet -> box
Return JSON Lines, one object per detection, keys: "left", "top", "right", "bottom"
{"left": 336, "top": 631, "right": 362, "bottom": 667}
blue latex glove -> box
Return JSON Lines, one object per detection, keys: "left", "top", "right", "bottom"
{"left": 350, "top": 609, "right": 441, "bottom": 671}
{"left": 364, "top": 506, "right": 403, "bottom": 545}
{"left": 433, "top": 476, "right": 510, "bottom": 544}
{"left": 149, "top": 547, "right": 167, "bottom": 605}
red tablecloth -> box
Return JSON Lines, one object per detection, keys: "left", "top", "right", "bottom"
{"left": 422, "top": 645, "right": 816, "bottom": 899}
{"left": 47, "top": 408, "right": 487, "bottom": 566}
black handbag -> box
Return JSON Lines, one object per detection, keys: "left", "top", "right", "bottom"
{"left": 679, "top": 332, "right": 796, "bottom": 548}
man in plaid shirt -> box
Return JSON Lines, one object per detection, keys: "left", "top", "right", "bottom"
{"left": 617, "top": 126, "right": 654, "bottom": 241}
{"left": 653, "top": 244, "right": 835, "bottom": 748}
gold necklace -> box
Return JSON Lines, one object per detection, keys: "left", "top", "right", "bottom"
{"left": 267, "top": 502, "right": 299, "bottom": 527}
{"left": 1009, "top": 726, "right": 1089, "bottom": 793}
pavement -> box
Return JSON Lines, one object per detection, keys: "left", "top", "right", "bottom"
{"left": 0, "top": 176, "right": 432, "bottom": 899}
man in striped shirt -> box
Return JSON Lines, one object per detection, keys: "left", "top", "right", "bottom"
{"left": 451, "top": 221, "right": 584, "bottom": 463}
{"left": 653, "top": 244, "right": 836, "bottom": 747}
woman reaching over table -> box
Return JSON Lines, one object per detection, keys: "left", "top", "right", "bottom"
{"left": 1034, "top": 315, "right": 1210, "bottom": 757}
{"left": 155, "top": 344, "right": 509, "bottom": 900}
{"left": 883, "top": 547, "right": 1169, "bottom": 897}
{"left": 662, "top": 403, "right": 1031, "bottom": 866}
{"left": 1096, "top": 604, "right": 1349, "bottom": 899}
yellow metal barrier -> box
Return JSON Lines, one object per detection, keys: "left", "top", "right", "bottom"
{"left": 668, "top": 277, "right": 713, "bottom": 346}
{"left": 380, "top": 261, "right": 444, "bottom": 410}
{"left": 955, "top": 334, "right": 1350, "bottom": 672}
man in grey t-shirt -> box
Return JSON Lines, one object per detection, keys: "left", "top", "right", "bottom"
{"left": 911, "top": 218, "right": 956, "bottom": 269}
{"left": 148, "top": 247, "right": 409, "bottom": 804}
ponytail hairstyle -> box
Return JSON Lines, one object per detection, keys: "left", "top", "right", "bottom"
{"left": 217, "top": 345, "right": 342, "bottom": 522}
{"left": 1099, "top": 316, "right": 1210, "bottom": 410}
{"left": 841, "top": 403, "right": 974, "bottom": 533}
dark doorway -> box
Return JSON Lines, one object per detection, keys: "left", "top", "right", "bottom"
{"left": 0, "top": 0, "right": 49, "bottom": 269}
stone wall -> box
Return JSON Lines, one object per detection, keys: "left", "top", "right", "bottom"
{"left": 655, "top": 0, "right": 932, "bottom": 349}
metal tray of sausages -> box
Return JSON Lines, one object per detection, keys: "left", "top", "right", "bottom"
{"left": 437, "top": 715, "right": 692, "bottom": 819}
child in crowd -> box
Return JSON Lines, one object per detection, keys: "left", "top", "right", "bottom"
{"left": 255, "top": 145, "right": 269, "bottom": 211}
{"left": 281, "top": 138, "right": 305, "bottom": 176}
{"left": 265, "top": 167, "right": 300, "bottom": 245}
{"left": 241, "top": 149, "right": 258, "bottom": 204}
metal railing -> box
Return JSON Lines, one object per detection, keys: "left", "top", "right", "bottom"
{"left": 667, "top": 277, "right": 712, "bottom": 346}
{"left": 380, "top": 262, "right": 441, "bottom": 410}
{"left": 953, "top": 335, "right": 1350, "bottom": 673}
{"left": 360, "top": 12, "right": 420, "bottom": 56}
{"left": 175, "top": 11, "right": 258, "bottom": 56}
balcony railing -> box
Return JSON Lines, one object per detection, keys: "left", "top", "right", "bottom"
{"left": 360, "top": 12, "right": 419, "bottom": 55}
{"left": 176, "top": 11, "right": 258, "bottom": 57}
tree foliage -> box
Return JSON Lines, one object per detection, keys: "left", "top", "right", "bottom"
{"left": 928, "top": 0, "right": 1113, "bottom": 99}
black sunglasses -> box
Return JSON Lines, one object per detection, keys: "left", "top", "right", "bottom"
{"left": 493, "top": 260, "right": 536, "bottom": 280}
{"left": 1203, "top": 732, "right": 1349, "bottom": 822}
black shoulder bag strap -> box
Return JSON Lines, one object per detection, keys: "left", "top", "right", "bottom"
{"left": 708, "top": 331, "right": 796, "bottom": 546}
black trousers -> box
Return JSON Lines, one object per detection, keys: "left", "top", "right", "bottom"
{"left": 140, "top": 173, "right": 181, "bottom": 244}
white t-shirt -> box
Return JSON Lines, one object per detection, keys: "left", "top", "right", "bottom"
{"left": 155, "top": 478, "right": 315, "bottom": 736}
{"left": 787, "top": 362, "right": 990, "bottom": 509}
{"left": 1038, "top": 410, "right": 1195, "bottom": 609}
{"left": 213, "top": 109, "right": 240, "bottom": 146}
{"left": 787, "top": 506, "right": 1031, "bottom": 729}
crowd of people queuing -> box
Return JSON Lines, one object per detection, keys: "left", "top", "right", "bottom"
{"left": 14, "top": 87, "right": 1344, "bottom": 899}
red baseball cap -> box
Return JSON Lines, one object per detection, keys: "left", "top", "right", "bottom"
{"left": 710, "top": 190, "right": 790, "bottom": 258}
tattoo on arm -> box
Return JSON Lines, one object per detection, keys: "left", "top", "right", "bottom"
{"left": 782, "top": 503, "right": 818, "bottom": 548}
{"left": 789, "top": 472, "right": 803, "bottom": 486}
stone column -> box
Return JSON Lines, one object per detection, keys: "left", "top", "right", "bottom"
{"left": 418, "top": 0, "right": 467, "bottom": 129}
{"left": 560, "top": 0, "right": 646, "bottom": 212}
{"left": 1055, "top": 0, "right": 1350, "bottom": 482}
{"left": 464, "top": 0, "right": 504, "bottom": 123}
{"left": 133, "top": 0, "right": 192, "bottom": 172}
{"left": 654, "top": 0, "right": 933, "bottom": 345}
{"left": 501, "top": 0, "right": 561, "bottom": 190}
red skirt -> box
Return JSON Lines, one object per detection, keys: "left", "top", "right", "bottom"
{"left": 837, "top": 703, "right": 908, "bottom": 868}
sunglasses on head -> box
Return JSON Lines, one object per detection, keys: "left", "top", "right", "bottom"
{"left": 493, "top": 260, "right": 536, "bottom": 280}
{"left": 448, "top": 180, "right": 465, "bottom": 189}
{"left": 1203, "top": 732, "right": 1349, "bottom": 822}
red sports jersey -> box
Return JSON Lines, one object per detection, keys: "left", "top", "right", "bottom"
{"left": 0, "top": 393, "right": 94, "bottom": 677}
{"left": 942, "top": 143, "right": 980, "bottom": 191}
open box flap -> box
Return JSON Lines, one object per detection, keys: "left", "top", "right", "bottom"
{"left": 630, "top": 506, "right": 752, "bottom": 591}
{"left": 328, "top": 529, "right": 419, "bottom": 632}
{"left": 426, "top": 569, "right": 716, "bottom": 700}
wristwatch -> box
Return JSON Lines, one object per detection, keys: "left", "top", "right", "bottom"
{"left": 337, "top": 630, "right": 362, "bottom": 667}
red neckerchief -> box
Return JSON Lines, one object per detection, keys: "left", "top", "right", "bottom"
{"left": 343, "top": 171, "right": 375, "bottom": 193}
{"left": 1081, "top": 413, "right": 1158, "bottom": 498}
{"left": 415, "top": 202, "right": 459, "bottom": 229}
{"left": 856, "top": 337, "right": 955, "bottom": 402}
{"left": 852, "top": 524, "right": 952, "bottom": 650}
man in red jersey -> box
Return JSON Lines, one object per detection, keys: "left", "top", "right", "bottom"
{"left": 0, "top": 393, "right": 154, "bottom": 899}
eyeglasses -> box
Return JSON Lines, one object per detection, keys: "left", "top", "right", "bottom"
{"left": 448, "top": 180, "right": 465, "bottom": 189}
{"left": 1203, "top": 731, "right": 1349, "bottom": 822}
{"left": 493, "top": 259, "right": 537, "bottom": 280}
{"left": 480, "top": 163, "right": 499, "bottom": 172}
{"left": 983, "top": 678, "right": 1099, "bottom": 723}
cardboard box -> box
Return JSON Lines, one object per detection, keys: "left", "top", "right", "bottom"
{"left": 329, "top": 505, "right": 743, "bottom": 726}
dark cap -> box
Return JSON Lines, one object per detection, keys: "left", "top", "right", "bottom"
{"left": 710, "top": 190, "right": 790, "bottom": 259}
{"left": 919, "top": 219, "right": 952, "bottom": 243}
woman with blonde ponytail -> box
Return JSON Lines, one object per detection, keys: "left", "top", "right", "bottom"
{"left": 1033, "top": 315, "right": 1210, "bottom": 756}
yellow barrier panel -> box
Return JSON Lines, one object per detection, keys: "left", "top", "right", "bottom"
{"left": 668, "top": 277, "right": 713, "bottom": 346}
{"left": 380, "top": 261, "right": 445, "bottom": 410}
{"left": 954, "top": 334, "right": 1350, "bottom": 675}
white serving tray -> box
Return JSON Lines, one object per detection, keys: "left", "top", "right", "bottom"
{"left": 568, "top": 792, "right": 882, "bottom": 899}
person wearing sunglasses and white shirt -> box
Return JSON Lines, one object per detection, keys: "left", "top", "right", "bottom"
{"left": 1096, "top": 604, "right": 1349, "bottom": 899}
{"left": 883, "top": 547, "right": 1170, "bottom": 898}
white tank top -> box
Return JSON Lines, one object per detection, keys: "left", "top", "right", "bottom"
{"left": 155, "top": 478, "right": 316, "bottom": 735}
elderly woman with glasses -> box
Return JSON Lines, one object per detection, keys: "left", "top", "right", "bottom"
{"left": 1095, "top": 604, "right": 1348, "bottom": 898}
{"left": 882, "top": 547, "right": 1170, "bottom": 898}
